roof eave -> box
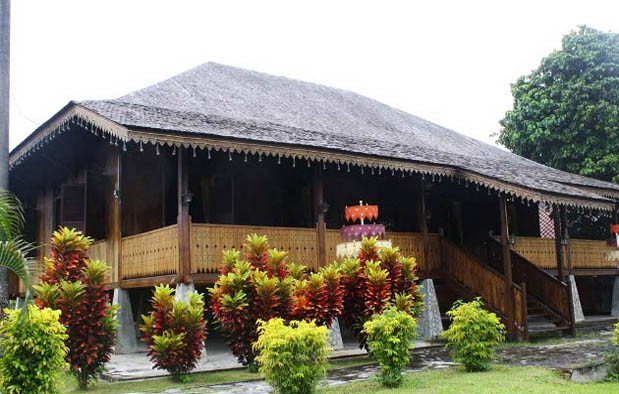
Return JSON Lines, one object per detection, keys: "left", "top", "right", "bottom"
{"left": 9, "top": 107, "right": 616, "bottom": 212}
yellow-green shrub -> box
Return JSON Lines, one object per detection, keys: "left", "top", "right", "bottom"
{"left": 254, "top": 318, "right": 331, "bottom": 394}
{"left": 442, "top": 298, "right": 505, "bottom": 372}
{"left": 606, "top": 322, "right": 619, "bottom": 381}
{"left": 362, "top": 306, "right": 417, "bottom": 387}
{"left": 0, "top": 305, "right": 68, "bottom": 394}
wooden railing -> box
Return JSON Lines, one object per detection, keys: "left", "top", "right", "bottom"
{"left": 190, "top": 225, "right": 437, "bottom": 276}
{"left": 120, "top": 224, "right": 179, "bottom": 279}
{"left": 485, "top": 238, "right": 571, "bottom": 326}
{"left": 441, "top": 238, "right": 526, "bottom": 335}
{"left": 191, "top": 224, "right": 319, "bottom": 273}
{"left": 513, "top": 236, "right": 618, "bottom": 270}
{"left": 326, "top": 230, "right": 441, "bottom": 274}
{"left": 89, "top": 240, "right": 112, "bottom": 283}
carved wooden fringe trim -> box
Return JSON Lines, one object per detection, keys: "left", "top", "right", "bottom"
{"left": 9, "top": 103, "right": 615, "bottom": 212}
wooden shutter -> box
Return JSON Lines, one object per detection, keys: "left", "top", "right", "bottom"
{"left": 60, "top": 184, "right": 86, "bottom": 232}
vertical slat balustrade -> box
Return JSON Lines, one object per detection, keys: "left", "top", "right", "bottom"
{"left": 120, "top": 224, "right": 179, "bottom": 279}
{"left": 89, "top": 240, "right": 111, "bottom": 282}
{"left": 191, "top": 224, "right": 319, "bottom": 273}
{"left": 513, "top": 236, "right": 618, "bottom": 270}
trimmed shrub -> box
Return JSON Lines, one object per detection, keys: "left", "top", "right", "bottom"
{"left": 605, "top": 322, "right": 619, "bottom": 381}
{"left": 363, "top": 306, "right": 417, "bottom": 387}
{"left": 0, "top": 305, "right": 68, "bottom": 394}
{"left": 210, "top": 234, "right": 343, "bottom": 369}
{"left": 140, "top": 285, "right": 207, "bottom": 381}
{"left": 339, "top": 237, "right": 423, "bottom": 347}
{"left": 34, "top": 228, "right": 119, "bottom": 389}
{"left": 291, "top": 264, "right": 345, "bottom": 327}
{"left": 442, "top": 298, "right": 505, "bottom": 372}
{"left": 254, "top": 318, "right": 331, "bottom": 394}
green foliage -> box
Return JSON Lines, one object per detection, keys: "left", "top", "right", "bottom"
{"left": 140, "top": 285, "right": 208, "bottom": 381}
{"left": 499, "top": 26, "right": 619, "bottom": 183}
{"left": 0, "top": 305, "right": 68, "bottom": 394}
{"left": 442, "top": 299, "right": 506, "bottom": 372}
{"left": 362, "top": 306, "right": 417, "bottom": 387}
{"left": 339, "top": 237, "right": 422, "bottom": 348}
{"left": 606, "top": 322, "right": 619, "bottom": 381}
{"left": 0, "top": 189, "right": 35, "bottom": 315}
{"left": 254, "top": 318, "right": 331, "bottom": 394}
{"left": 34, "top": 228, "right": 118, "bottom": 389}
{"left": 210, "top": 234, "right": 344, "bottom": 368}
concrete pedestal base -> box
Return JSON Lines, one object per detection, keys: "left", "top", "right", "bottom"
{"left": 611, "top": 276, "right": 619, "bottom": 317}
{"left": 329, "top": 318, "right": 344, "bottom": 351}
{"left": 175, "top": 282, "right": 196, "bottom": 302}
{"left": 568, "top": 275, "right": 585, "bottom": 323}
{"left": 417, "top": 279, "right": 444, "bottom": 340}
{"left": 113, "top": 289, "right": 138, "bottom": 354}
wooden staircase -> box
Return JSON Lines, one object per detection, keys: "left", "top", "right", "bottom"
{"left": 439, "top": 238, "right": 527, "bottom": 339}
{"left": 526, "top": 297, "right": 571, "bottom": 337}
{"left": 439, "top": 237, "right": 574, "bottom": 340}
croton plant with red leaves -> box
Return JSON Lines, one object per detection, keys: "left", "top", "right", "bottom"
{"left": 340, "top": 236, "right": 424, "bottom": 347}
{"left": 210, "top": 234, "right": 344, "bottom": 369}
{"left": 140, "top": 285, "right": 207, "bottom": 381}
{"left": 34, "top": 227, "right": 118, "bottom": 390}
{"left": 291, "top": 264, "right": 345, "bottom": 328}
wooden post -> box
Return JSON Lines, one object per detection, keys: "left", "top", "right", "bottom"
{"left": 417, "top": 177, "right": 430, "bottom": 273}
{"left": 560, "top": 205, "right": 576, "bottom": 336}
{"left": 520, "top": 282, "right": 528, "bottom": 342}
{"left": 560, "top": 206, "right": 572, "bottom": 275}
{"left": 552, "top": 205, "right": 565, "bottom": 281}
{"left": 499, "top": 197, "right": 516, "bottom": 337}
{"left": 313, "top": 167, "right": 326, "bottom": 270}
{"left": 106, "top": 149, "right": 122, "bottom": 286}
{"left": 177, "top": 147, "right": 191, "bottom": 283}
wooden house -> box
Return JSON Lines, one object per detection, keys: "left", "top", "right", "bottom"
{"left": 9, "top": 62, "right": 619, "bottom": 339}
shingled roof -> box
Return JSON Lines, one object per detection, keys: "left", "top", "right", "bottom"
{"left": 11, "top": 62, "right": 619, "bottom": 209}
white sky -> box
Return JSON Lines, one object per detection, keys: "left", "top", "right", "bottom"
{"left": 8, "top": 0, "right": 619, "bottom": 150}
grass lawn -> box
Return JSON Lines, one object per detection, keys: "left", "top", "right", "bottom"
{"left": 320, "top": 365, "right": 619, "bottom": 394}
{"left": 61, "top": 356, "right": 375, "bottom": 393}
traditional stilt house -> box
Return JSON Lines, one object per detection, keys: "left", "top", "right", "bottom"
{"left": 9, "top": 62, "right": 619, "bottom": 340}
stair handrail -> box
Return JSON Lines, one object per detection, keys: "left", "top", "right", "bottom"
{"left": 487, "top": 237, "right": 571, "bottom": 325}
{"left": 440, "top": 238, "right": 527, "bottom": 337}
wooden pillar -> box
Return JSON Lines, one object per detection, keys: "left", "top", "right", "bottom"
{"left": 417, "top": 178, "right": 430, "bottom": 273}
{"left": 520, "top": 282, "right": 529, "bottom": 342}
{"left": 105, "top": 149, "right": 122, "bottom": 286}
{"left": 313, "top": 167, "right": 326, "bottom": 270}
{"left": 560, "top": 206, "right": 572, "bottom": 275}
{"left": 499, "top": 196, "right": 516, "bottom": 337}
{"left": 552, "top": 205, "right": 565, "bottom": 281}
{"left": 560, "top": 205, "right": 577, "bottom": 335}
{"left": 34, "top": 187, "right": 54, "bottom": 290}
{"left": 177, "top": 147, "right": 191, "bottom": 283}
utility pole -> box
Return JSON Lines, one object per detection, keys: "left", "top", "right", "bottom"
{"left": 0, "top": 0, "right": 11, "bottom": 308}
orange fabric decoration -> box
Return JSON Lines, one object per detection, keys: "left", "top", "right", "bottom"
{"left": 345, "top": 205, "right": 379, "bottom": 222}
{"left": 611, "top": 224, "right": 619, "bottom": 235}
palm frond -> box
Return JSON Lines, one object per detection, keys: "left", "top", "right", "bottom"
{"left": 0, "top": 189, "right": 25, "bottom": 242}
{"left": 0, "top": 238, "right": 36, "bottom": 287}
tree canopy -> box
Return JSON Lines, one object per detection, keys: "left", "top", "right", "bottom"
{"left": 499, "top": 26, "right": 619, "bottom": 183}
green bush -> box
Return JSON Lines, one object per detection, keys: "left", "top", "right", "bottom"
{"left": 605, "top": 322, "right": 619, "bottom": 381}
{"left": 362, "top": 306, "right": 417, "bottom": 387}
{"left": 140, "top": 285, "right": 208, "bottom": 381}
{"left": 441, "top": 298, "right": 505, "bottom": 372}
{"left": 0, "top": 305, "right": 68, "bottom": 394}
{"left": 254, "top": 318, "right": 331, "bottom": 394}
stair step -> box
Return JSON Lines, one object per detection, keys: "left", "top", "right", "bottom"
{"left": 527, "top": 313, "right": 551, "bottom": 319}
